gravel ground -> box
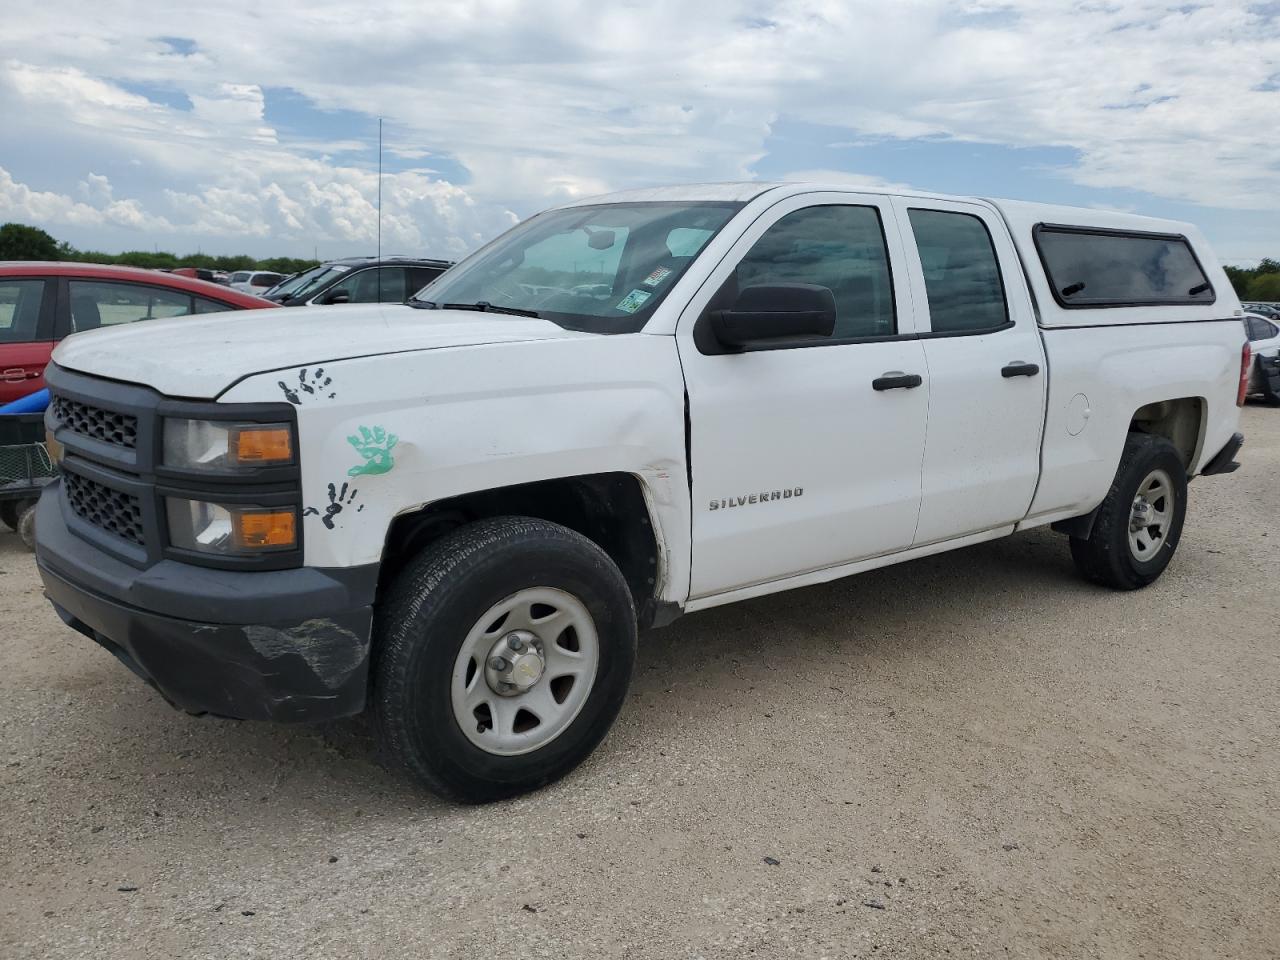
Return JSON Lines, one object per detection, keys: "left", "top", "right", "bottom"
{"left": 2, "top": 406, "right": 1278, "bottom": 960}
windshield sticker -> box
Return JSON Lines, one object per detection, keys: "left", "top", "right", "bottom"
{"left": 279, "top": 367, "right": 336, "bottom": 405}
{"left": 642, "top": 266, "right": 673, "bottom": 287}
{"left": 347, "top": 425, "right": 398, "bottom": 477}
{"left": 616, "top": 289, "right": 652, "bottom": 314}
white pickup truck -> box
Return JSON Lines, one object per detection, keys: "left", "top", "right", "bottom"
{"left": 36, "top": 182, "right": 1249, "bottom": 802}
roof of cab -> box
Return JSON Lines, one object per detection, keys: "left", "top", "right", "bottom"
{"left": 557, "top": 182, "right": 1238, "bottom": 327}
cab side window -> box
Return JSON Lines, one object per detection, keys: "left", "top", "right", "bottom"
{"left": 0, "top": 279, "right": 48, "bottom": 343}
{"left": 907, "top": 209, "right": 1009, "bottom": 334}
{"left": 67, "top": 281, "right": 193, "bottom": 332}
{"left": 732, "top": 205, "right": 896, "bottom": 340}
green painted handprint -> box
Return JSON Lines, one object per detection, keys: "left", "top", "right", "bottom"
{"left": 347, "top": 425, "right": 398, "bottom": 477}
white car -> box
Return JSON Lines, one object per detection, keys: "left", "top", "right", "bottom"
{"left": 227, "top": 270, "right": 285, "bottom": 295}
{"left": 1243, "top": 312, "right": 1280, "bottom": 401}
{"left": 38, "top": 182, "right": 1247, "bottom": 802}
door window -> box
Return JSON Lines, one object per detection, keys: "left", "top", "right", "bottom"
{"left": 345, "top": 269, "right": 381, "bottom": 303}
{"left": 907, "top": 209, "right": 1010, "bottom": 334}
{"left": 0, "top": 279, "right": 47, "bottom": 343}
{"left": 731, "top": 205, "right": 896, "bottom": 340}
{"left": 377, "top": 267, "right": 407, "bottom": 302}
{"left": 407, "top": 267, "right": 444, "bottom": 296}
{"left": 67, "top": 281, "right": 194, "bottom": 331}
{"left": 1246, "top": 316, "right": 1278, "bottom": 341}
{"left": 193, "top": 297, "right": 234, "bottom": 314}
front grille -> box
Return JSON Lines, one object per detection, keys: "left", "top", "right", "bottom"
{"left": 52, "top": 395, "right": 138, "bottom": 449}
{"left": 63, "top": 472, "right": 144, "bottom": 546}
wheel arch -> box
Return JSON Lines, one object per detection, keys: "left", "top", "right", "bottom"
{"left": 377, "top": 472, "right": 679, "bottom": 630}
{"left": 1128, "top": 396, "right": 1206, "bottom": 473}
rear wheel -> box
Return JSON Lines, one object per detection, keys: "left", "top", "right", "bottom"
{"left": 372, "top": 517, "right": 637, "bottom": 803}
{"left": 1069, "top": 433, "right": 1188, "bottom": 590}
{"left": 0, "top": 501, "right": 18, "bottom": 531}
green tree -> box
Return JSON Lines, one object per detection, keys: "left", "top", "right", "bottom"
{"left": 0, "top": 223, "right": 61, "bottom": 260}
{"left": 1247, "top": 273, "right": 1280, "bottom": 302}
{"left": 1224, "top": 265, "right": 1253, "bottom": 299}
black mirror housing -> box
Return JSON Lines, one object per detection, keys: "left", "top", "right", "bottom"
{"left": 710, "top": 283, "right": 837, "bottom": 348}
{"left": 324, "top": 289, "right": 351, "bottom": 305}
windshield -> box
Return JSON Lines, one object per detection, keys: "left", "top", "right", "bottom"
{"left": 269, "top": 264, "right": 353, "bottom": 300}
{"left": 420, "top": 201, "right": 743, "bottom": 333}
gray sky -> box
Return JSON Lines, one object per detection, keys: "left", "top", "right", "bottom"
{"left": 2, "top": 1, "right": 1277, "bottom": 264}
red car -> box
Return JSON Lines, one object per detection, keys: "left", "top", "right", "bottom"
{"left": 0, "top": 262, "right": 275, "bottom": 405}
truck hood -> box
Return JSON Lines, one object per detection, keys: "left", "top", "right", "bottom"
{"left": 52, "top": 303, "right": 592, "bottom": 398}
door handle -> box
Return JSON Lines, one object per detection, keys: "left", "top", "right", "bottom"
{"left": 1001, "top": 361, "right": 1040, "bottom": 378}
{"left": 1, "top": 368, "right": 33, "bottom": 383}
{"left": 872, "top": 372, "right": 924, "bottom": 391}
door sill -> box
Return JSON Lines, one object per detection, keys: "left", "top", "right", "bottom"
{"left": 684, "top": 525, "right": 1015, "bottom": 613}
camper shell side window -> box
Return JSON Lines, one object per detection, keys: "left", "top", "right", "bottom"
{"left": 1032, "top": 223, "right": 1216, "bottom": 310}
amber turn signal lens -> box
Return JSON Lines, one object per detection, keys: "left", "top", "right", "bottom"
{"left": 234, "top": 427, "right": 293, "bottom": 465}
{"left": 233, "top": 510, "right": 297, "bottom": 549}
{"left": 45, "top": 426, "right": 64, "bottom": 465}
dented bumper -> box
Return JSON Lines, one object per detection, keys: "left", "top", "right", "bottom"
{"left": 36, "top": 491, "right": 376, "bottom": 723}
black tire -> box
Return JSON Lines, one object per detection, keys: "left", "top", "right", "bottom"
{"left": 1069, "top": 433, "right": 1188, "bottom": 590}
{"left": 17, "top": 503, "right": 36, "bottom": 551}
{"left": 0, "top": 501, "right": 18, "bottom": 531}
{"left": 372, "top": 516, "right": 637, "bottom": 803}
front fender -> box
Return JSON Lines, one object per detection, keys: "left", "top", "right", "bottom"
{"left": 220, "top": 334, "right": 692, "bottom": 603}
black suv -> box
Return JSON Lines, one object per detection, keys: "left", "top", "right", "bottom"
{"left": 263, "top": 257, "right": 453, "bottom": 307}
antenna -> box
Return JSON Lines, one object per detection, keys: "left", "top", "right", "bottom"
{"left": 376, "top": 117, "right": 383, "bottom": 303}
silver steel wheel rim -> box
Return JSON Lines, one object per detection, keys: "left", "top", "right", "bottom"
{"left": 450, "top": 587, "right": 600, "bottom": 757}
{"left": 1128, "top": 467, "right": 1174, "bottom": 562}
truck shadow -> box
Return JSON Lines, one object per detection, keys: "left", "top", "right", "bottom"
{"left": 118, "top": 526, "right": 1083, "bottom": 806}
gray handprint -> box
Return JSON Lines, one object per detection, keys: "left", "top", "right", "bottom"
{"left": 278, "top": 367, "right": 336, "bottom": 405}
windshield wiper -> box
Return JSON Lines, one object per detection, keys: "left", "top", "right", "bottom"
{"left": 408, "top": 298, "right": 435, "bottom": 309}
{"left": 442, "top": 301, "right": 541, "bottom": 318}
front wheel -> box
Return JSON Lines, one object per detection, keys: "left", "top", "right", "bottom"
{"left": 372, "top": 517, "right": 637, "bottom": 803}
{"left": 1069, "top": 433, "right": 1188, "bottom": 590}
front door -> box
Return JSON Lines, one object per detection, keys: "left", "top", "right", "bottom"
{"left": 678, "top": 193, "right": 930, "bottom": 599}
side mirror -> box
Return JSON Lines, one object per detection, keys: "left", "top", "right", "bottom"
{"left": 710, "top": 283, "right": 836, "bottom": 349}
{"left": 322, "top": 288, "right": 351, "bottom": 305}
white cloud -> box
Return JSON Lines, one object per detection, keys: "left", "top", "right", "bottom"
{"left": 0, "top": 2, "right": 1277, "bottom": 257}
{"left": 0, "top": 167, "right": 172, "bottom": 232}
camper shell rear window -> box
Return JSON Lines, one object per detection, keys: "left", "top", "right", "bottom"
{"left": 1033, "top": 223, "right": 1215, "bottom": 309}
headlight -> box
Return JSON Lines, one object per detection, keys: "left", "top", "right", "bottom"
{"left": 166, "top": 498, "right": 297, "bottom": 555}
{"left": 163, "top": 418, "right": 294, "bottom": 472}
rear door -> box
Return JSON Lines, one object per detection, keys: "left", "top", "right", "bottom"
{"left": 891, "top": 197, "right": 1047, "bottom": 545}
{"left": 0, "top": 277, "right": 55, "bottom": 405}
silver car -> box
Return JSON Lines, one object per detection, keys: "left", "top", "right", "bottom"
{"left": 1244, "top": 313, "right": 1280, "bottom": 401}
